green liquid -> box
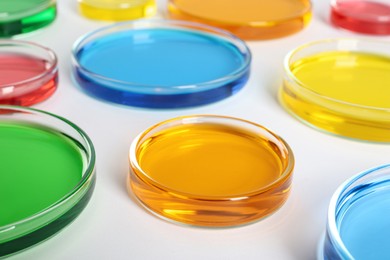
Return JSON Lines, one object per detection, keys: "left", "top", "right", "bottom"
{"left": 0, "top": 122, "right": 84, "bottom": 226}
{"left": 0, "top": 0, "right": 56, "bottom": 37}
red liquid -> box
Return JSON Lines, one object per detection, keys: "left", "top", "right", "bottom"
{"left": 331, "top": 0, "right": 390, "bottom": 35}
{"left": 0, "top": 54, "right": 57, "bottom": 106}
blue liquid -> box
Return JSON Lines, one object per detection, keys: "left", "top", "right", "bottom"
{"left": 337, "top": 180, "right": 390, "bottom": 259}
{"left": 74, "top": 28, "right": 250, "bottom": 108}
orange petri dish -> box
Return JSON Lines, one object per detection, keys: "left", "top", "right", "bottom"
{"left": 167, "top": 0, "right": 312, "bottom": 40}
{"left": 128, "top": 115, "right": 294, "bottom": 227}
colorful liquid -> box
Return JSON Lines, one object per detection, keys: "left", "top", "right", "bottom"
{"left": 337, "top": 180, "right": 390, "bottom": 259}
{"left": 0, "top": 53, "right": 57, "bottom": 106}
{"left": 168, "top": 0, "right": 312, "bottom": 40}
{"left": 281, "top": 51, "right": 390, "bottom": 142}
{"left": 331, "top": 0, "right": 390, "bottom": 35}
{"left": 74, "top": 27, "right": 249, "bottom": 108}
{"left": 130, "top": 122, "right": 292, "bottom": 226}
{"left": 0, "top": 0, "right": 56, "bottom": 37}
{"left": 0, "top": 122, "right": 84, "bottom": 227}
{"left": 79, "top": 0, "right": 156, "bottom": 21}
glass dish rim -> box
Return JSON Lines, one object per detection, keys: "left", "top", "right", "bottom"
{"left": 284, "top": 38, "right": 390, "bottom": 112}
{"left": 129, "top": 114, "right": 295, "bottom": 201}
{"left": 0, "top": 40, "right": 58, "bottom": 89}
{"left": 0, "top": 0, "right": 56, "bottom": 22}
{"left": 78, "top": 0, "right": 152, "bottom": 9}
{"left": 330, "top": 0, "right": 390, "bottom": 21}
{"left": 0, "top": 105, "right": 96, "bottom": 232}
{"left": 167, "top": 0, "right": 312, "bottom": 26}
{"left": 71, "top": 19, "right": 251, "bottom": 94}
{"left": 326, "top": 164, "right": 390, "bottom": 259}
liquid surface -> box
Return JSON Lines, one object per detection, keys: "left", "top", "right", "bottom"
{"left": 77, "top": 29, "right": 245, "bottom": 87}
{"left": 79, "top": 0, "right": 155, "bottom": 21}
{"left": 0, "top": 122, "right": 84, "bottom": 226}
{"left": 331, "top": 0, "right": 390, "bottom": 34}
{"left": 0, "top": 0, "right": 51, "bottom": 17}
{"left": 169, "top": 0, "right": 310, "bottom": 23}
{"left": 291, "top": 51, "right": 390, "bottom": 108}
{"left": 0, "top": 53, "right": 49, "bottom": 85}
{"left": 338, "top": 180, "right": 390, "bottom": 259}
{"left": 137, "top": 123, "right": 283, "bottom": 197}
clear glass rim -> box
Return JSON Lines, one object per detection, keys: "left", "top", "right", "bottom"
{"left": 168, "top": 0, "right": 312, "bottom": 26}
{"left": 0, "top": 0, "right": 56, "bottom": 22}
{"left": 284, "top": 38, "right": 390, "bottom": 112}
{"left": 330, "top": 0, "right": 390, "bottom": 21}
{"left": 71, "top": 19, "right": 251, "bottom": 94}
{"left": 78, "top": 0, "right": 151, "bottom": 9}
{"left": 326, "top": 164, "right": 390, "bottom": 259}
{"left": 129, "top": 114, "right": 294, "bottom": 200}
{"left": 0, "top": 105, "right": 96, "bottom": 231}
{"left": 0, "top": 40, "right": 58, "bottom": 88}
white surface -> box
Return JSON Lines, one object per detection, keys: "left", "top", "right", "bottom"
{"left": 9, "top": 0, "right": 390, "bottom": 259}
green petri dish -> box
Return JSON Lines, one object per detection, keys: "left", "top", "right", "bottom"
{"left": 0, "top": 106, "right": 96, "bottom": 257}
{"left": 0, "top": 0, "right": 56, "bottom": 37}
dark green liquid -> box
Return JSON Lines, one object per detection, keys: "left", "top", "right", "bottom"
{"left": 0, "top": 0, "right": 56, "bottom": 37}
{"left": 0, "top": 122, "right": 84, "bottom": 226}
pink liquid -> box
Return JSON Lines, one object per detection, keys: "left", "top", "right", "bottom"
{"left": 0, "top": 53, "right": 57, "bottom": 106}
{"left": 331, "top": 0, "right": 390, "bottom": 35}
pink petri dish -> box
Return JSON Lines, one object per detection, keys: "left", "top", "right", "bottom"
{"left": 0, "top": 40, "right": 58, "bottom": 106}
{"left": 331, "top": 0, "right": 390, "bottom": 35}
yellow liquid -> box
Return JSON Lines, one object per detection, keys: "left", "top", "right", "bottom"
{"left": 168, "top": 0, "right": 312, "bottom": 40}
{"left": 79, "top": 0, "right": 156, "bottom": 21}
{"left": 281, "top": 51, "right": 390, "bottom": 141}
{"left": 130, "top": 122, "right": 292, "bottom": 227}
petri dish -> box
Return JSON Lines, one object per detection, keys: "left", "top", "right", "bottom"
{"left": 320, "top": 164, "right": 390, "bottom": 259}
{"left": 167, "top": 0, "right": 312, "bottom": 40}
{"left": 280, "top": 39, "right": 390, "bottom": 142}
{"left": 331, "top": 0, "right": 390, "bottom": 35}
{"left": 78, "top": 0, "right": 156, "bottom": 21}
{"left": 0, "top": 40, "right": 58, "bottom": 106}
{"left": 72, "top": 20, "right": 251, "bottom": 109}
{"left": 0, "top": 0, "right": 56, "bottom": 37}
{"left": 128, "top": 115, "right": 294, "bottom": 227}
{"left": 0, "top": 106, "right": 96, "bottom": 257}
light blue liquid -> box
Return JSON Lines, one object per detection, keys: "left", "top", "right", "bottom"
{"left": 338, "top": 180, "right": 390, "bottom": 259}
{"left": 77, "top": 29, "right": 246, "bottom": 86}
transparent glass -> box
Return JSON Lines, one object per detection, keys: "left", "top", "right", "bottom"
{"left": 280, "top": 38, "right": 390, "bottom": 142}
{"left": 167, "top": 0, "right": 312, "bottom": 40}
{"left": 320, "top": 164, "right": 390, "bottom": 259}
{"left": 0, "top": 0, "right": 56, "bottom": 37}
{"left": 331, "top": 0, "right": 390, "bottom": 35}
{"left": 78, "top": 0, "right": 156, "bottom": 21}
{"left": 72, "top": 20, "right": 251, "bottom": 108}
{"left": 128, "top": 115, "right": 294, "bottom": 227}
{"left": 0, "top": 106, "right": 96, "bottom": 257}
{"left": 0, "top": 40, "right": 58, "bottom": 106}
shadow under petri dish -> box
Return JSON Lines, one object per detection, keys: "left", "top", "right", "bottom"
{"left": 0, "top": 0, "right": 56, "bottom": 37}
{"left": 168, "top": 0, "right": 312, "bottom": 40}
{"left": 73, "top": 21, "right": 250, "bottom": 108}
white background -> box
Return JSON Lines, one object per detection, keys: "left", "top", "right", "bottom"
{"left": 9, "top": 0, "right": 390, "bottom": 259}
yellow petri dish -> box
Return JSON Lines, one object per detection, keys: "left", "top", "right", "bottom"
{"left": 128, "top": 115, "right": 294, "bottom": 227}
{"left": 167, "top": 0, "right": 312, "bottom": 40}
{"left": 78, "top": 0, "right": 156, "bottom": 21}
{"left": 280, "top": 39, "right": 390, "bottom": 142}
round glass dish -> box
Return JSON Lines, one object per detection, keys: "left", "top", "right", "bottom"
{"left": 0, "top": 0, "right": 56, "bottom": 37}
{"left": 0, "top": 40, "right": 58, "bottom": 106}
{"left": 72, "top": 20, "right": 251, "bottom": 109}
{"left": 320, "top": 164, "right": 390, "bottom": 259}
{"left": 0, "top": 106, "right": 96, "bottom": 257}
{"left": 280, "top": 39, "right": 390, "bottom": 142}
{"left": 78, "top": 0, "right": 156, "bottom": 21}
{"left": 331, "top": 0, "right": 390, "bottom": 35}
{"left": 128, "top": 115, "right": 294, "bottom": 227}
{"left": 167, "top": 0, "right": 312, "bottom": 40}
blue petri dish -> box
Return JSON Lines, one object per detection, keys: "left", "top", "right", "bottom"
{"left": 321, "top": 164, "right": 390, "bottom": 259}
{"left": 71, "top": 19, "right": 251, "bottom": 108}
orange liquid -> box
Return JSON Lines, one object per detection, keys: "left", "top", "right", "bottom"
{"left": 129, "top": 122, "right": 293, "bottom": 227}
{"left": 168, "top": 0, "right": 312, "bottom": 40}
